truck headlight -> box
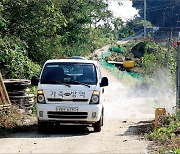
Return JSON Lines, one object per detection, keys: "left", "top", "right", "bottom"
{"left": 90, "top": 91, "right": 100, "bottom": 104}
{"left": 37, "top": 90, "right": 46, "bottom": 104}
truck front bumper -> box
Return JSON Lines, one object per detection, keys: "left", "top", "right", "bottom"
{"left": 37, "top": 103, "right": 103, "bottom": 123}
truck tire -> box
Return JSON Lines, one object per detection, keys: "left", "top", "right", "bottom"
{"left": 38, "top": 120, "right": 48, "bottom": 133}
{"left": 93, "top": 116, "right": 103, "bottom": 132}
{"left": 102, "top": 108, "right": 104, "bottom": 126}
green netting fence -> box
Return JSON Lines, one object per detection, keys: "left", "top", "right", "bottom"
{"left": 109, "top": 46, "right": 124, "bottom": 53}
{"left": 100, "top": 50, "right": 144, "bottom": 81}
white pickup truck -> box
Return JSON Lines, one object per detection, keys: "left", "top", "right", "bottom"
{"left": 31, "top": 57, "right": 108, "bottom": 133}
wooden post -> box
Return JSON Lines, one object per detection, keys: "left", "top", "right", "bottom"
{"left": 0, "top": 73, "right": 11, "bottom": 109}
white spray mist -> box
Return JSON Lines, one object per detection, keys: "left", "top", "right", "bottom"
{"left": 104, "top": 68, "right": 176, "bottom": 122}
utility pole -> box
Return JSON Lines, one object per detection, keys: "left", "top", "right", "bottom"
{"left": 176, "top": 41, "right": 180, "bottom": 109}
{"left": 106, "top": 0, "right": 109, "bottom": 25}
{"left": 144, "top": 0, "right": 147, "bottom": 38}
{"left": 166, "top": 28, "right": 173, "bottom": 69}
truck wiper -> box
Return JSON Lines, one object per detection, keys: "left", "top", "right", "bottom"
{"left": 42, "top": 80, "right": 71, "bottom": 87}
{"left": 67, "top": 81, "right": 90, "bottom": 88}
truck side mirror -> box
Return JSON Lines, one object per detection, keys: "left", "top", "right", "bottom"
{"left": 31, "top": 76, "right": 39, "bottom": 86}
{"left": 100, "top": 77, "right": 108, "bottom": 87}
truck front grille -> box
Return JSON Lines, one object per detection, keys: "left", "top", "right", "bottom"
{"left": 47, "top": 111, "right": 88, "bottom": 119}
{"left": 48, "top": 98, "right": 88, "bottom": 102}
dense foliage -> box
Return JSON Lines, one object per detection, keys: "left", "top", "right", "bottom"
{"left": 0, "top": 0, "right": 128, "bottom": 79}
{"left": 126, "top": 17, "right": 152, "bottom": 32}
{"left": 132, "top": 1, "right": 180, "bottom": 28}
{"left": 117, "top": 17, "right": 152, "bottom": 40}
{"left": 0, "top": 36, "right": 40, "bottom": 79}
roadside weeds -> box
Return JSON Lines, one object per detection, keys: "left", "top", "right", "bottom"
{"left": 145, "top": 111, "right": 180, "bottom": 153}
{"left": 0, "top": 106, "right": 37, "bottom": 137}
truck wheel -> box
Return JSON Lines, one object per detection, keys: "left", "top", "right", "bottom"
{"left": 38, "top": 120, "right": 48, "bottom": 133}
{"left": 94, "top": 116, "right": 102, "bottom": 132}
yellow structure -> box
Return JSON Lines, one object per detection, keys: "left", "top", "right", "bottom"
{"left": 123, "top": 60, "right": 135, "bottom": 69}
{"left": 155, "top": 108, "right": 166, "bottom": 128}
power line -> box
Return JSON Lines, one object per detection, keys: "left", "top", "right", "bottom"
{"left": 135, "top": 3, "right": 180, "bottom": 13}
{"left": 146, "top": 2, "right": 180, "bottom": 10}
{"left": 144, "top": 0, "right": 146, "bottom": 38}
{"left": 147, "top": 3, "right": 180, "bottom": 12}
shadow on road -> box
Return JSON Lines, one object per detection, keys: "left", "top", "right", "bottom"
{"left": 118, "top": 120, "right": 154, "bottom": 137}
{"left": 0, "top": 124, "right": 93, "bottom": 138}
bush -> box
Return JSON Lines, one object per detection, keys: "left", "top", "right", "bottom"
{"left": 0, "top": 36, "right": 41, "bottom": 79}
{"left": 130, "top": 40, "right": 157, "bottom": 58}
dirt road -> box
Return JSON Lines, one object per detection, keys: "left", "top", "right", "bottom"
{"left": 0, "top": 61, "right": 157, "bottom": 153}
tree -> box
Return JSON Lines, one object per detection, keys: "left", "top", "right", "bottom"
{"left": 132, "top": 1, "right": 180, "bottom": 28}
{"left": 2, "top": 0, "right": 67, "bottom": 64}
{"left": 126, "top": 17, "right": 152, "bottom": 32}
{"left": 55, "top": 0, "right": 113, "bottom": 56}
{"left": 0, "top": 0, "right": 115, "bottom": 65}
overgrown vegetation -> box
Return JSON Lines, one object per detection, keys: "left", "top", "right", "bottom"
{"left": 106, "top": 38, "right": 177, "bottom": 81}
{"left": 0, "top": 106, "right": 36, "bottom": 136}
{"left": 0, "top": 36, "right": 41, "bottom": 79}
{"left": 0, "top": 108, "right": 20, "bottom": 130}
{"left": 145, "top": 111, "right": 180, "bottom": 153}
{"left": 0, "top": 0, "right": 130, "bottom": 79}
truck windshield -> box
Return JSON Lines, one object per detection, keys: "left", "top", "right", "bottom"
{"left": 41, "top": 63, "right": 97, "bottom": 85}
